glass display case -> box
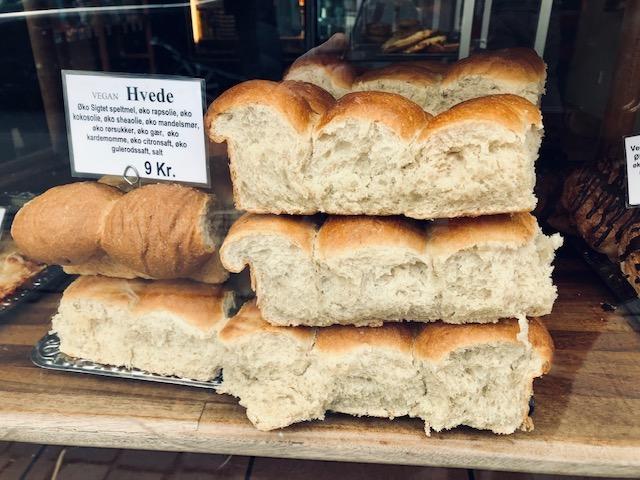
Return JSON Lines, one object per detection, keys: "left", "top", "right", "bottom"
{"left": 1, "top": 1, "right": 640, "bottom": 478}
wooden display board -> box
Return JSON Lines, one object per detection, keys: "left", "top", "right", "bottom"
{"left": 0, "top": 255, "right": 639, "bottom": 478}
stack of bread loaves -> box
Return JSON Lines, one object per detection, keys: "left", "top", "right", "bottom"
{"left": 204, "top": 48, "right": 562, "bottom": 435}
{"left": 11, "top": 181, "right": 236, "bottom": 380}
{"left": 11, "top": 47, "right": 560, "bottom": 437}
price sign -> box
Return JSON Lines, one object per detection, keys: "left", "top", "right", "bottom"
{"left": 62, "top": 70, "right": 210, "bottom": 187}
{"left": 625, "top": 134, "right": 640, "bottom": 207}
{"left": 0, "top": 207, "right": 6, "bottom": 241}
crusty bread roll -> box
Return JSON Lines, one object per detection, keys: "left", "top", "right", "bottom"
{"left": 352, "top": 64, "right": 442, "bottom": 113}
{"left": 220, "top": 212, "right": 563, "bottom": 326}
{"left": 207, "top": 90, "right": 542, "bottom": 219}
{"left": 218, "top": 300, "right": 553, "bottom": 434}
{"left": 285, "top": 48, "right": 545, "bottom": 113}
{"left": 11, "top": 182, "right": 229, "bottom": 284}
{"left": 440, "top": 47, "right": 546, "bottom": 112}
{"left": 283, "top": 54, "right": 356, "bottom": 98}
{"left": 52, "top": 276, "right": 236, "bottom": 380}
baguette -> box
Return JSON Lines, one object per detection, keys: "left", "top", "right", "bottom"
{"left": 218, "top": 301, "right": 554, "bottom": 434}
{"left": 206, "top": 91, "right": 542, "bottom": 219}
{"left": 11, "top": 182, "right": 229, "bottom": 283}
{"left": 52, "top": 276, "right": 236, "bottom": 380}
{"left": 220, "top": 213, "right": 563, "bottom": 326}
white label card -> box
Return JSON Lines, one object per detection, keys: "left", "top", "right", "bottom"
{"left": 625, "top": 134, "right": 640, "bottom": 207}
{"left": 0, "top": 207, "right": 6, "bottom": 242}
{"left": 62, "top": 70, "right": 209, "bottom": 187}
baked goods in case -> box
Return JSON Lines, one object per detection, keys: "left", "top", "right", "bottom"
{"left": 402, "top": 34, "right": 447, "bottom": 53}
{"left": 218, "top": 300, "right": 553, "bottom": 434}
{"left": 220, "top": 213, "right": 562, "bottom": 326}
{"left": 381, "top": 29, "right": 434, "bottom": 52}
{"left": 207, "top": 89, "right": 542, "bottom": 219}
{"left": 11, "top": 182, "right": 229, "bottom": 284}
{"left": 560, "top": 160, "right": 639, "bottom": 260}
{"left": 619, "top": 224, "right": 640, "bottom": 294}
{"left": 0, "top": 238, "right": 46, "bottom": 301}
{"left": 52, "top": 276, "right": 235, "bottom": 380}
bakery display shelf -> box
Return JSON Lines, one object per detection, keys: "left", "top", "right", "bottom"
{"left": 31, "top": 332, "right": 222, "bottom": 390}
{"left": 0, "top": 266, "right": 67, "bottom": 319}
{"left": 1, "top": 254, "right": 639, "bottom": 478}
{"left": 568, "top": 236, "right": 640, "bottom": 330}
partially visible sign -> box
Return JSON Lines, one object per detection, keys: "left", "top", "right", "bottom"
{"left": 0, "top": 207, "right": 6, "bottom": 241}
{"left": 62, "top": 70, "right": 210, "bottom": 187}
{"left": 625, "top": 135, "right": 640, "bottom": 207}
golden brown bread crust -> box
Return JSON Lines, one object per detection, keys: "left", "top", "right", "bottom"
{"left": 101, "top": 183, "right": 215, "bottom": 280}
{"left": 63, "top": 251, "right": 229, "bottom": 284}
{"left": 284, "top": 54, "right": 356, "bottom": 92}
{"left": 218, "top": 299, "right": 315, "bottom": 344}
{"left": 419, "top": 94, "right": 542, "bottom": 140}
{"left": 316, "top": 91, "right": 432, "bottom": 139}
{"left": 414, "top": 317, "right": 554, "bottom": 372}
{"left": 61, "top": 275, "right": 232, "bottom": 332}
{"left": 12, "top": 182, "right": 226, "bottom": 283}
{"left": 62, "top": 255, "right": 141, "bottom": 279}
{"left": 0, "top": 238, "right": 46, "bottom": 300}
{"left": 316, "top": 216, "right": 426, "bottom": 259}
{"left": 426, "top": 212, "right": 537, "bottom": 257}
{"left": 220, "top": 213, "right": 317, "bottom": 271}
{"left": 205, "top": 80, "right": 314, "bottom": 138}
{"left": 441, "top": 47, "right": 546, "bottom": 88}
{"left": 11, "top": 182, "right": 122, "bottom": 265}
{"left": 354, "top": 64, "right": 441, "bottom": 87}
{"left": 222, "top": 212, "right": 540, "bottom": 268}
{"left": 280, "top": 80, "right": 336, "bottom": 116}
{"left": 314, "top": 323, "right": 415, "bottom": 354}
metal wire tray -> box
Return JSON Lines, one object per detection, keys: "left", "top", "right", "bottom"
{"left": 31, "top": 332, "right": 222, "bottom": 389}
{"left": 0, "top": 266, "right": 66, "bottom": 317}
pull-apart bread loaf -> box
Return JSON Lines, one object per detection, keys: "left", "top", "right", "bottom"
{"left": 218, "top": 300, "right": 554, "bottom": 434}
{"left": 11, "top": 182, "right": 228, "bottom": 283}
{"left": 351, "top": 64, "right": 443, "bottom": 113}
{"left": 220, "top": 213, "right": 563, "bottom": 326}
{"left": 287, "top": 48, "right": 545, "bottom": 113}
{"left": 283, "top": 53, "right": 356, "bottom": 98}
{"left": 207, "top": 87, "right": 542, "bottom": 219}
{"left": 52, "top": 276, "right": 235, "bottom": 380}
{"left": 438, "top": 47, "right": 546, "bottom": 112}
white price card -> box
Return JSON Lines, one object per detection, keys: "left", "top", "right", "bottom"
{"left": 0, "top": 206, "right": 6, "bottom": 241}
{"left": 625, "top": 134, "right": 640, "bottom": 207}
{"left": 62, "top": 70, "right": 210, "bottom": 187}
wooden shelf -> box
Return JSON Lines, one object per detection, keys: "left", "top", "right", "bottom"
{"left": 0, "top": 254, "right": 639, "bottom": 478}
